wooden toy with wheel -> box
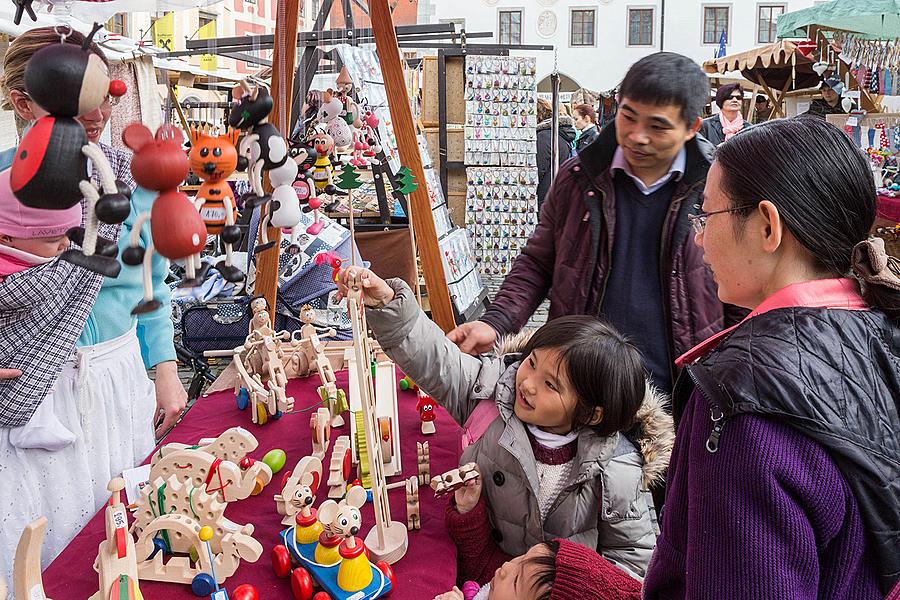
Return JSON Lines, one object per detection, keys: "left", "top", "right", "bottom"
{"left": 274, "top": 456, "right": 323, "bottom": 528}
{"left": 150, "top": 447, "right": 252, "bottom": 503}
{"left": 327, "top": 435, "right": 352, "bottom": 499}
{"left": 132, "top": 474, "right": 262, "bottom": 589}
{"left": 88, "top": 478, "right": 143, "bottom": 600}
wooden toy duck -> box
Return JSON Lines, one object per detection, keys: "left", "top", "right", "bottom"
{"left": 321, "top": 486, "right": 373, "bottom": 592}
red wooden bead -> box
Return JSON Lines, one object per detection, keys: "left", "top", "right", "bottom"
{"left": 108, "top": 79, "right": 127, "bottom": 97}
{"left": 312, "top": 592, "right": 331, "bottom": 600}
{"left": 272, "top": 544, "right": 292, "bottom": 578}
{"left": 239, "top": 456, "right": 254, "bottom": 469}
{"left": 232, "top": 584, "right": 258, "bottom": 600}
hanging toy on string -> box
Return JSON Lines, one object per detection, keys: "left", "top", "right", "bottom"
{"left": 318, "top": 89, "right": 353, "bottom": 155}
{"left": 228, "top": 80, "right": 299, "bottom": 252}
{"left": 121, "top": 123, "right": 206, "bottom": 314}
{"left": 188, "top": 126, "right": 245, "bottom": 283}
{"left": 289, "top": 139, "right": 324, "bottom": 241}
{"left": 10, "top": 22, "right": 129, "bottom": 277}
{"left": 361, "top": 110, "right": 381, "bottom": 160}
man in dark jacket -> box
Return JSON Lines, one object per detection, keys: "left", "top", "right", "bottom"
{"left": 536, "top": 98, "right": 576, "bottom": 206}
{"left": 573, "top": 103, "right": 600, "bottom": 153}
{"left": 802, "top": 76, "right": 847, "bottom": 119}
{"left": 449, "top": 52, "right": 741, "bottom": 394}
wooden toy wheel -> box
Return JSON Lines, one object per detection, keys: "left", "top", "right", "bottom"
{"left": 376, "top": 560, "right": 396, "bottom": 596}
{"left": 236, "top": 388, "right": 250, "bottom": 410}
{"left": 256, "top": 401, "right": 269, "bottom": 425}
{"left": 272, "top": 544, "right": 292, "bottom": 578}
{"left": 290, "top": 567, "right": 314, "bottom": 600}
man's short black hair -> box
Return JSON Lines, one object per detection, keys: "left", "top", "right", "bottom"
{"left": 618, "top": 52, "right": 709, "bottom": 126}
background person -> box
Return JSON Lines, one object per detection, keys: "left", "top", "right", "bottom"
{"left": 699, "top": 83, "right": 746, "bottom": 146}
{"left": 573, "top": 103, "right": 600, "bottom": 154}
{"left": 536, "top": 97, "right": 576, "bottom": 207}
{"left": 802, "top": 76, "right": 847, "bottom": 119}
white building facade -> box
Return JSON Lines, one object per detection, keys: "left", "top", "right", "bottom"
{"left": 419, "top": 0, "right": 825, "bottom": 92}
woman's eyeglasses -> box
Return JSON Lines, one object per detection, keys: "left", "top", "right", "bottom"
{"left": 688, "top": 203, "right": 755, "bottom": 234}
{"left": 728, "top": 94, "right": 743, "bottom": 101}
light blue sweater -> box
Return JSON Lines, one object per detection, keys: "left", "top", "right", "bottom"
{"left": 0, "top": 147, "right": 174, "bottom": 368}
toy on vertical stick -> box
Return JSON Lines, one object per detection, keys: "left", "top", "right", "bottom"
{"left": 11, "top": 22, "right": 130, "bottom": 277}
{"left": 416, "top": 391, "right": 436, "bottom": 435}
{"left": 87, "top": 478, "right": 143, "bottom": 600}
{"left": 198, "top": 526, "right": 230, "bottom": 600}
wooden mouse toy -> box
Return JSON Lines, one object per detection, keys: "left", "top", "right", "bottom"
{"left": 121, "top": 123, "right": 206, "bottom": 312}
{"left": 317, "top": 485, "right": 372, "bottom": 592}
{"left": 188, "top": 126, "right": 244, "bottom": 283}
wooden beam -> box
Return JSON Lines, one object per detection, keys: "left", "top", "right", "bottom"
{"left": 367, "top": 0, "right": 455, "bottom": 332}
{"left": 256, "top": 0, "right": 301, "bottom": 322}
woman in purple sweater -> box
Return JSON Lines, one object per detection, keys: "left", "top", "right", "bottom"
{"left": 643, "top": 117, "right": 900, "bottom": 598}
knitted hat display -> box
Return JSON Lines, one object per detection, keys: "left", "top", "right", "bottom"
{"left": 549, "top": 539, "right": 642, "bottom": 600}
{"left": 714, "top": 83, "right": 743, "bottom": 109}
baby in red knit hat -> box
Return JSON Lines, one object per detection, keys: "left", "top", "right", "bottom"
{"left": 433, "top": 538, "right": 642, "bottom": 600}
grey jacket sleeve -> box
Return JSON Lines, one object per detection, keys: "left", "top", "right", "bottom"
{"left": 596, "top": 450, "right": 659, "bottom": 581}
{"left": 364, "top": 278, "right": 502, "bottom": 425}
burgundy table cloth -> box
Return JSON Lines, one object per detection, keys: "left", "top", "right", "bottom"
{"left": 878, "top": 193, "right": 900, "bottom": 223}
{"left": 43, "top": 368, "right": 462, "bottom": 599}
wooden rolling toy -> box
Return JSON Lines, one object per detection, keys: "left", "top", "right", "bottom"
{"left": 417, "top": 441, "right": 431, "bottom": 486}
{"left": 149, "top": 447, "right": 246, "bottom": 503}
{"left": 88, "top": 478, "right": 143, "bottom": 600}
{"left": 310, "top": 407, "right": 332, "bottom": 460}
{"left": 346, "top": 353, "right": 402, "bottom": 480}
{"left": 274, "top": 456, "right": 323, "bottom": 530}
{"left": 430, "top": 463, "right": 479, "bottom": 497}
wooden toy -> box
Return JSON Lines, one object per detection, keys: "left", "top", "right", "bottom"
{"left": 188, "top": 126, "right": 244, "bottom": 283}
{"left": 310, "top": 130, "right": 337, "bottom": 195}
{"left": 416, "top": 392, "right": 436, "bottom": 435}
{"left": 132, "top": 474, "right": 262, "bottom": 587}
{"left": 347, "top": 355, "right": 402, "bottom": 479}
{"left": 263, "top": 449, "right": 288, "bottom": 474}
{"left": 288, "top": 144, "right": 324, "bottom": 239}
{"left": 398, "top": 375, "right": 417, "bottom": 391}
{"left": 291, "top": 306, "right": 347, "bottom": 427}
{"left": 232, "top": 584, "right": 258, "bottom": 600}
{"left": 228, "top": 80, "right": 300, "bottom": 252}
{"left": 344, "top": 275, "right": 408, "bottom": 564}
{"left": 417, "top": 441, "right": 431, "bottom": 486}
{"left": 12, "top": 517, "right": 51, "bottom": 600}
{"left": 192, "top": 526, "right": 231, "bottom": 599}
{"left": 310, "top": 407, "right": 332, "bottom": 460}
{"left": 430, "top": 463, "right": 479, "bottom": 497}
{"left": 275, "top": 456, "right": 323, "bottom": 530}
{"left": 87, "top": 478, "right": 143, "bottom": 600}
{"left": 149, "top": 447, "right": 245, "bottom": 503}
{"left": 406, "top": 477, "right": 420, "bottom": 531}
{"left": 121, "top": 123, "right": 207, "bottom": 310}
{"left": 319, "top": 89, "right": 353, "bottom": 153}
{"left": 272, "top": 485, "right": 395, "bottom": 599}
{"left": 153, "top": 427, "right": 273, "bottom": 497}
{"left": 327, "top": 435, "right": 353, "bottom": 499}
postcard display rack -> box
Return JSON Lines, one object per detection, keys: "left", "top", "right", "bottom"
{"left": 464, "top": 55, "right": 539, "bottom": 291}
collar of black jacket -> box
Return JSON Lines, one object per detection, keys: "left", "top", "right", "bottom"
{"left": 577, "top": 120, "right": 714, "bottom": 188}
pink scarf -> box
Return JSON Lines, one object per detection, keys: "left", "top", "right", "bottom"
{"left": 719, "top": 111, "right": 745, "bottom": 141}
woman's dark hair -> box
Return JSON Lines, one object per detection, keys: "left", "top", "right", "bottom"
{"left": 524, "top": 539, "right": 560, "bottom": 600}
{"left": 618, "top": 52, "right": 709, "bottom": 126}
{"left": 714, "top": 83, "right": 743, "bottom": 108}
{"left": 521, "top": 316, "right": 646, "bottom": 436}
{"left": 715, "top": 117, "right": 900, "bottom": 321}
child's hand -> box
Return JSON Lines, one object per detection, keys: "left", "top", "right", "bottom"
{"left": 454, "top": 464, "right": 482, "bottom": 515}
{"left": 335, "top": 266, "right": 395, "bottom": 308}
{"left": 433, "top": 587, "right": 465, "bottom": 600}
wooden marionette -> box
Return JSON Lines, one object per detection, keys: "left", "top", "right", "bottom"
{"left": 188, "top": 126, "right": 244, "bottom": 283}
{"left": 289, "top": 141, "right": 323, "bottom": 242}
{"left": 120, "top": 123, "right": 207, "bottom": 313}
{"left": 319, "top": 89, "right": 353, "bottom": 154}
{"left": 10, "top": 22, "right": 129, "bottom": 277}
{"left": 228, "top": 80, "right": 299, "bottom": 252}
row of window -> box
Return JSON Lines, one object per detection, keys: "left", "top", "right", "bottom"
{"left": 496, "top": 4, "right": 789, "bottom": 48}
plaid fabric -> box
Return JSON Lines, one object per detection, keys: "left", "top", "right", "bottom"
{"left": 0, "top": 144, "right": 134, "bottom": 426}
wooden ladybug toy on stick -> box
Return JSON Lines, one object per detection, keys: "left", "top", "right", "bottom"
{"left": 121, "top": 123, "right": 207, "bottom": 314}
{"left": 188, "top": 126, "right": 245, "bottom": 283}
{"left": 10, "top": 23, "right": 129, "bottom": 277}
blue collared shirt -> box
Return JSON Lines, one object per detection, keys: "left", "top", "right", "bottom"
{"left": 610, "top": 146, "right": 686, "bottom": 195}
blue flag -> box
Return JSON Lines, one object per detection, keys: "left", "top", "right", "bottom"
{"left": 716, "top": 29, "right": 727, "bottom": 58}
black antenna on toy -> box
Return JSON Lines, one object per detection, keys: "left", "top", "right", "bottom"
{"left": 83, "top": 22, "right": 104, "bottom": 49}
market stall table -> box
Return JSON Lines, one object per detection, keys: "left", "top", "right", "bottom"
{"left": 42, "top": 368, "right": 462, "bottom": 599}
{"left": 878, "top": 193, "right": 900, "bottom": 224}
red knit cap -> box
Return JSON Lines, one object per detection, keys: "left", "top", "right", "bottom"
{"left": 549, "top": 539, "right": 642, "bottom": 600}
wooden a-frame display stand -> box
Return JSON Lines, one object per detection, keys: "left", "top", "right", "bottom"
{"left": 257, "top": 0, "right": 456, "bottom": 333}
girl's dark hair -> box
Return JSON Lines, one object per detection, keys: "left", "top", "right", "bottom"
{"left": 521, "top": 316, "right": 646, "bottom": 436}
{"left": 524, "top": 539, "right": 560, "bottom": 600}
{"left": 715, "top": 117, "right": 900, "bottom": 322}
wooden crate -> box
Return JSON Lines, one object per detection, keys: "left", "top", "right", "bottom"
{"left": 421, "top": 55, "right": 466, "bottom": 127}
{"left": 423, "top": 126, "right": 465, "bottom": 165}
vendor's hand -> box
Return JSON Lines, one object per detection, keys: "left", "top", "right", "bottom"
{"left": 0, "top": 368, "right": 22, "bottom": 380}
{"left": 454, "top": 464, "right": 482, "bottom": 515}
{"left": 335, "top": 266, "right": 395, "bottom": 308}
{"left": 433, "top": 587, "right": 465, "bottom": 600}
{"left": 447, "top": 321, "right": 497, "bottom": 356}
{"left": 153, "top": 361, "right": 187, "bottom": 439}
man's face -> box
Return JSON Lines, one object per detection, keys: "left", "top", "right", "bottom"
{"left": 614, "top": 96, "right": 699, "bottom": 174}
{"left": 822, "top": 86, "right": 838, "bottom": 104}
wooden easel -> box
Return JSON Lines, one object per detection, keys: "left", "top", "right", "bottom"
{"left": 261, "top": 0, "right": 456, "bottom": 333}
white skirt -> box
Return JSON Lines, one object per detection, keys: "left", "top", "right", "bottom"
{"left": 0, "top": 327, "right": 155, "bottom": 593}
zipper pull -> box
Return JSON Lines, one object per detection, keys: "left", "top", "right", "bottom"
{"left": 706, "top": 405, "right": 725, "bottom": 453}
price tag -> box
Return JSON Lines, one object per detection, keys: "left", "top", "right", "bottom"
{"left": 847, "top": 117, "right": 859, "bottom": 127}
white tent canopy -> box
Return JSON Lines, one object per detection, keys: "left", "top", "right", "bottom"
{"left": 18, "top": 0, "right": 224, "bottom": 24}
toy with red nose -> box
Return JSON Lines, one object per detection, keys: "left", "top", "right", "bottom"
{"left": 11, "top": 23, "right": 127, "bottom": 210}
{"left": 416, "top": 392, "right": 436, "bottom": 435}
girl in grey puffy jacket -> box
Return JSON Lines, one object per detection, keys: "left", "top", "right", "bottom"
{"left": 339, "top": 271, "right": 675, "bottom": 582}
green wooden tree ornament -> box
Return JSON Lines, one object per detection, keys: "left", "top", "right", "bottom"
{"left": 335, "top": 163, "right": 364, "bottom": 191}
{"left": 396, "top": 165, "right": 418, "bottom": 195}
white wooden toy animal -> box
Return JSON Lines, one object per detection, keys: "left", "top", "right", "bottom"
{"left": 275, "top": 456, "right": 323, "bottom": 527}
{"left": 430, "top": 462, "right": 479, "bottom": 497}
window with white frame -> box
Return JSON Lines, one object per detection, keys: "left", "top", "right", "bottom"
{"left": 757, "top": 4, "right": 785, "bottom": 44}
{"left": 107, "top": 13, "right": 127, "bottom": 36}
{"left": 703, "top": 5, "right": 730, "bottom": 45}
{"left": 499, "top": 10, "right": 522, "bottom": 45}
{"left": 628, "top": 8, "right": 654, "bottom": 46}
{"left": 570, "top": 8, "right": 596, "bottom": 47}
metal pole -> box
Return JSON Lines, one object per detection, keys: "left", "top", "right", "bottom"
{"left": 550, "top": 70, "right": 560, "bottom": 184}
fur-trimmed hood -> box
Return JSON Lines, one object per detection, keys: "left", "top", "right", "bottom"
{"left": 495, "top": 331, "right": 675, "bottom": 488}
